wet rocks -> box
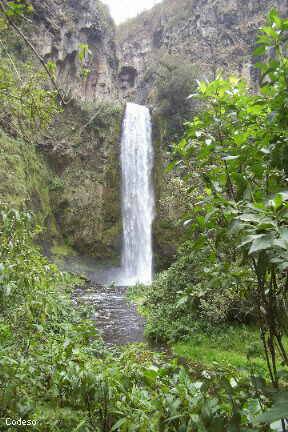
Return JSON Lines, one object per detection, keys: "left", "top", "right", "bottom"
{"left": 74, "top": 282, "right": 145, "bottom": 345}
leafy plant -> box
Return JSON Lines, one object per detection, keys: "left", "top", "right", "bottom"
{"left": 162, "top": 9, "right": 288, "bottom": 431}
{"left": 0, "top": 55, "right": 60, "bottom": 140}
{"left": 79, "top": 43, "right": 92, "bottom": 80}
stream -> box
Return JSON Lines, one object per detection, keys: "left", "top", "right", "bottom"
{"left": 55, "top": 255, "right": 145, "bottom": 346}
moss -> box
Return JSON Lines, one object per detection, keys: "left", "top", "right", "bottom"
{"left": 50, "top": 243, "right": 77, "bottom": 257}
{"left": 0, "top": 129, "right": 60, "bottom": 239}
{"left": 152, "top": 112, "right": 189, "bottom": 271}
{"left": 41, "top": 99, "right": 125, "bottom": 259}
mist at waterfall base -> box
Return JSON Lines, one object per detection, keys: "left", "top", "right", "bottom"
{"left": 59, "top": 103, "right": 155, "bottom": 287}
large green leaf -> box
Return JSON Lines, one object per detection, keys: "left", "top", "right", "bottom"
{"left": 253, "top": 45, "right": 266, "bottom": 56}
{"left": 249, "top": 235, "right": 274, "bottom": 254}
{"left": 238, "top": 213, "right": 260, "bottom": 223}
{"left": 255, "top": 402, "right": 288, "bottom": 424}
{"left": 255, "top": 392, "right": 288, "bottom": 424}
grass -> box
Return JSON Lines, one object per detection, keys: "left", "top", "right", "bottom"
{"left": 127, "top": 287, "right": 267, "bottom": 371}
{"left": 172, "top": 325, "right": 270, "bottom": 373}
{"left": 126, "top": 285, "right": 288, "bottom": 379}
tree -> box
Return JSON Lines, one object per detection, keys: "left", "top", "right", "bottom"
{"left": 171, "top": 9, "right": 288, "bottom": 430}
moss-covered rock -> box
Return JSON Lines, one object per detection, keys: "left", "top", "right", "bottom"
{"left": 152, "top": 112, "right": 193, "bottom": 271}
{"left": 40, "top": 99, "right": 124, "bottom": 260}
{"left": 0, "top": 129, "right": 59, "bottom": 241}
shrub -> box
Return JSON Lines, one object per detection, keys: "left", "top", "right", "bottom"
{"left": 145, "top": 240, "right": 255, "bottom": 342}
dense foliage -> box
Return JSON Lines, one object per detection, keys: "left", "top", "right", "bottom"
{"left": 147, "top": 54, "right": 200, "bottom": 145}
{"left": 144, "top": 9, "right": 288, "bottom": 429}
{"left": 0, "top": 2, "right": 60, "bottom": 140}
{"left": 1, "top": 208, "right": 279, "bottom": 432}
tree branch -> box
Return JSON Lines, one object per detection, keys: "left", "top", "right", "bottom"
{"left": 0, "top": 0, "right": 70, "bottom": 105}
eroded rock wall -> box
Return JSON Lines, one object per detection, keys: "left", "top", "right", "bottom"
{"left": 30, "top": 0, "right": 119, "bottom": 100}
{"left": 117, "top": 0, "right": 287, "bottom": 102}
{"left": 39, "top": 100, "right": 124, "bottom": 260}
{"left": 1, "top": 0, "right": 124, "bottom": 258}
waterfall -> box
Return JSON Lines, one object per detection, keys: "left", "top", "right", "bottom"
{"left": 120, "top": 102, "right": 155, "bottom": 285}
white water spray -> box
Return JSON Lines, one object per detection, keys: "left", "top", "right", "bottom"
{"left": 120, "top": 102, "right": 154, "bottom": 285}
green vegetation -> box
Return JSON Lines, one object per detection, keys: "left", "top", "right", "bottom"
{"left": 172, "top": 327, "right": 268, "bottom": 371}
{"left": 0, "top": 0, "right": 61, "bottom": 238}
{"left": 142, "top": 9, "right": 288, "bottom": 429}
{"left": 0, "top": 31, "right": 59, "bottom": 140}
{"left": 1, "top": 2, "right": 288, "bottom": 431}
{"left": 148, "top": 54, "right": 199, "bottom": 136}
{"left": 0, "top": 129, "right": 59, "bottom": 233}
{"left": 0, "top": 208, "right": 274, "bottom": 431}
{"left": 0, "top": 1, "right": 124, "bottom": 256}
{"left": 45, "top": 99, "right": 124, "bottom": 259}
{"left": 152, "top": 60, "right": 199, "bottom": 269}
{"left": 50, "top": 243, "right": 78, "bottom": 257}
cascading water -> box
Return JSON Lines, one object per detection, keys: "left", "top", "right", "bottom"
{"left": 120, "top": 102, "right": 155, "bottom": 285}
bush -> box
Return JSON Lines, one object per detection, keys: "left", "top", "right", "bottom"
{"left": 145, "top": 240, "right": 255, "bottom": 343}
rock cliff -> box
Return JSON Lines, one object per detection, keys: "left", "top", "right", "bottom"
{"left": 25, "top": 0, "right": 288, "bottom": 105}
{"left": 117, "top": 0, "right": 287, "bottom": 102}
{"left": 40, "top": 100, "right": 124, "bottom": 260}
{"left": 2, "top": 0, "right": 124, "bottom": 259}
{"left": 22, "top": 0, "right": 288, "bottom": 105}
{"left": 29, "top": 0, "right": 119, "bottom": 100}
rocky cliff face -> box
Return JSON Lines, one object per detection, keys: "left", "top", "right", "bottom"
{"left": 39, "top": 100, "right": 124, "bottom": 260}
{"left": 2, "top": 0, "right": 124, "bottom": 258}
{"left": 0, "top": 129, "right": 60, "bottom": 243}
{"left": 27, "top": 1, "right": 125, "bottom": 258}
{"left": 27, "top": 0, "right": 287, "bottom": 104}
{"left": 117, "top": 0, "right": 287, "bottom": 102}
{"left": 30, "top": 0, "right": 119, "bottom": 100}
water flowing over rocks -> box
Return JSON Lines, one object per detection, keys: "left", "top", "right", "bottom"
{"left": 59, "top": 256, "right": 145, "bottom": 345}
{"left": 74, "top": 283, "right": 145, "bottom": 345}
